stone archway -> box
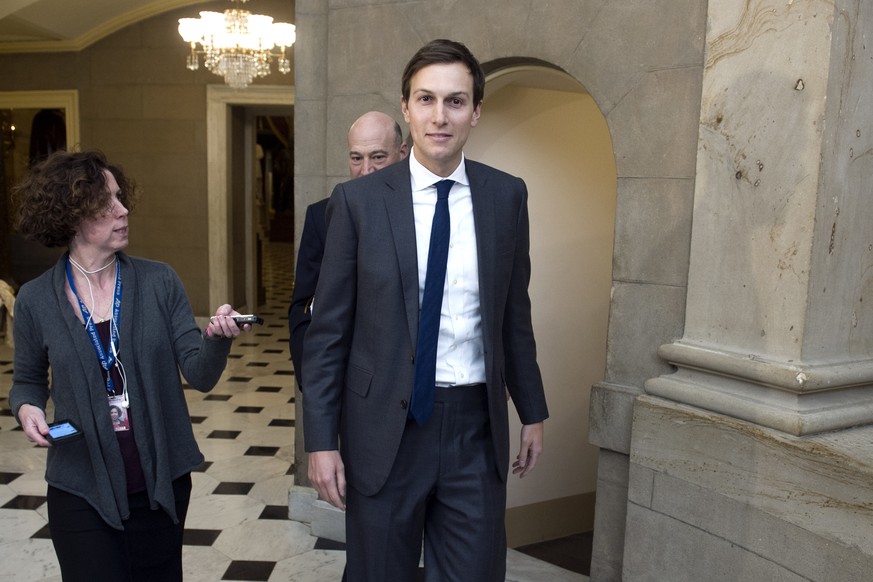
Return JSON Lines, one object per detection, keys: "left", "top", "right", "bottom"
{"left": 467, "top": 62, "right": 615, "bottom": 545}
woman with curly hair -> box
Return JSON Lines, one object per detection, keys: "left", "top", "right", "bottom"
{"left": 10, "top": 150, "right": 250, "bottom": 581}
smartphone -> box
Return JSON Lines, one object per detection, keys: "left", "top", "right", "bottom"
{"left": 210, "top": 314, "right": 264, "bottom": 326}
{"left": 232, "top": 314, "right": 264, "bottom": 326}
{"left": 47, "top": 420, "right": 83, "bottom": 444}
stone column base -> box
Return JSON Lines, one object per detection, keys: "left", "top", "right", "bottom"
{"left": 288, "top": 485, "right": 346, "bottom": 543}
{"left": 648, "top": 341, "right": 873, "bottom": 435}
{"left": 624, "top": 395, "right": 873, "bottom": 581}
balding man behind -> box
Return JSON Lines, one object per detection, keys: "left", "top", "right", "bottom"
{"left": 289, "top": 111, "right": 408, "bottom": 389}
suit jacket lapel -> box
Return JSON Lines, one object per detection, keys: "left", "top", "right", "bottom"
{"left": 468, "top": 162, "right": 496, "bottom": 348}
{"left": 382, "top": 159, "right": 420, "bottom": 348}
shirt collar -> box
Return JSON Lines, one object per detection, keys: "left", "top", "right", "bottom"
{"left": 408, "top": 147, "right": 469, "bottom": 192}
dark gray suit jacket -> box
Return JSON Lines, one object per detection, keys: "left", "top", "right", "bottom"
{"left": 302, "top": 158, "right": 548, "bottom": 496}
{"left": 288, "top": 198, "right": 328, "bottom": 388}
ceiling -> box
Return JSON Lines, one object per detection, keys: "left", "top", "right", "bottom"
{"left": 0, "top": 0, "right": 211, "bottom": 53}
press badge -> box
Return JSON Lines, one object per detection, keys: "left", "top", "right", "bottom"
{"left": 108, "top": 395, "right": 130, "bottom": 432}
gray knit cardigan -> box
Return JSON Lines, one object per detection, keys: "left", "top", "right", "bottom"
{"left": 10, "top": 252, "right": 232, "bottom": 529}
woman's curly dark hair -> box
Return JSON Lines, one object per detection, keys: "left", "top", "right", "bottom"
{"left": 13, "top": 150, "right": 137, "bottom": 248}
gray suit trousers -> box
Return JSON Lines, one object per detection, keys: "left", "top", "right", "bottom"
{"left": 344, "top": 385, "right": 507, "bottom": 582}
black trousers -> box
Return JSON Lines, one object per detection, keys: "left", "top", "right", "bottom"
{"left": 47, "top": 473, "right": 192, "bottom": 582}
{"left": 344, "top": 385, "right": 507, "bottom": 582}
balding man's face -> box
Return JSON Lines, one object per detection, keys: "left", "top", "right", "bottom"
{"left": 348, "top": 117, "right": 406, "bottom": 178}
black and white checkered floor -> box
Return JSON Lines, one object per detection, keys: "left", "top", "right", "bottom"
{"left": 0, "top": 242, "right": 585, "bottom": 581}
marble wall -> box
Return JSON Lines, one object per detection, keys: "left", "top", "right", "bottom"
{"left": 627, "top": 396, "right": 873, "bottom": 581}
{"left": 637, "top": 1, "right": 873, "bottom": 580}
{"left": 649, "top": 0, "right": 873, "bottom": 436}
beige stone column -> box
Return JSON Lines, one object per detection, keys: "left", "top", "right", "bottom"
{"left": 648, "top": 1, "right": 873, "bottom": 436}
{"left": 292, "top": 0, "right": 329, "bottom": 490}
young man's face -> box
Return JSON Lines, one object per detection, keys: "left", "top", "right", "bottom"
{"left": 401, "top": 62, "right": 481, "bottom": 177}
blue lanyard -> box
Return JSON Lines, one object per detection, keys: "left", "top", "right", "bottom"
{"left": 65, "top": 257, "right": 122, "bottom": 395}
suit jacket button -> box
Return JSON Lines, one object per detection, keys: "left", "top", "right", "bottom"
{"left": 400, "top": 400, "right": 408, "bottom": 410}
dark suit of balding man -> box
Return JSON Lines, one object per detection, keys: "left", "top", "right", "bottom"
{"left": 288, "top": 198, "right": 327, "bottom": 389}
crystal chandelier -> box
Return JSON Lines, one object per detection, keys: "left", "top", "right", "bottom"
{"left": 178, "top": 0, "right": 296, "bottom": 89}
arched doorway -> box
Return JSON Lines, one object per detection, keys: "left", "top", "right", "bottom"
{"left": 466, "top": 64, "right": 616, "bottom": 544}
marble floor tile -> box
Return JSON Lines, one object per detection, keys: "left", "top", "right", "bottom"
{"left": 0, "top": 539, "right": 59, "bottom": 581}
{"left": 182, "top": 546, "right": 232, "bottom": 582}
{"left": 0, "top": 446, "right": 47, "bottom": 474}
{"left": 185, "top": 492, "right": 265, "bottom": 531}
{"left": 273, "top": 445, "right": 296, "bottom": 464}
{"left": 196, "top": 410, "right": 274, "bottom": 430}
{"left": 0, "top": 483, "right": 16, "bottom": 506}
{"left": 6, "top": 469, "right": 49, "bottom": 497}
{"left": 193, "top": 437, "right": 251, "bottom": 462}
{"left": 0, "top": 508, "right": 49, "bottom": 543}
{"left": 233, "top": 425, "right": 294, "bottom": 448}
{"left": 212, "top": 519, "right": 315, "bottom": 562}
{"left": 269, "top": 550, "right": 346, "bottom": 582}
{"left": 204, "top": 455, "right": 290, "bottom": 483}
{"left": 190, "top": 471, "right": 221, "bottom": 498}
{"left": 249, "top": 474, "right": 296, "bottom": 507}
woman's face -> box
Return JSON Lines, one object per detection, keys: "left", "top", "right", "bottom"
{"left": 76, "top": 170, "right": 129, "bottom": 254}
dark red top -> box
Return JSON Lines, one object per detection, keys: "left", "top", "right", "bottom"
{"left": 96, "top": 321, "right": 146, "bottom": 494}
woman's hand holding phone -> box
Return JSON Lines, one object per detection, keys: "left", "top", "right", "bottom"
{"left": 17, "top": 404, "right": 51, "bottom": 447}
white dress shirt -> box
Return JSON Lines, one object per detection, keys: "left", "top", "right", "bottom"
{"left": 409, "top": 150, "right": 486, "bottom": 386}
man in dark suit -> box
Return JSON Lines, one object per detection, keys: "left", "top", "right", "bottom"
{"left": 288, "top": 111, "right": 407, "bottom": 388}
{"left": 303, "top": 39, "right": 549, "bottom": 581}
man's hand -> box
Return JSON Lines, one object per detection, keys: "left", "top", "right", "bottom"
{"left": 512, "top": 422, "right": 544, "bottom": 478}
{"left": 308, "top": 450, "right": 347, "bottom": 510}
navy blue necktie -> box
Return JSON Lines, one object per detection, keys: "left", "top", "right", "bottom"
{"left": 410, "top": 179, "right": 454, "bottom": 425}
